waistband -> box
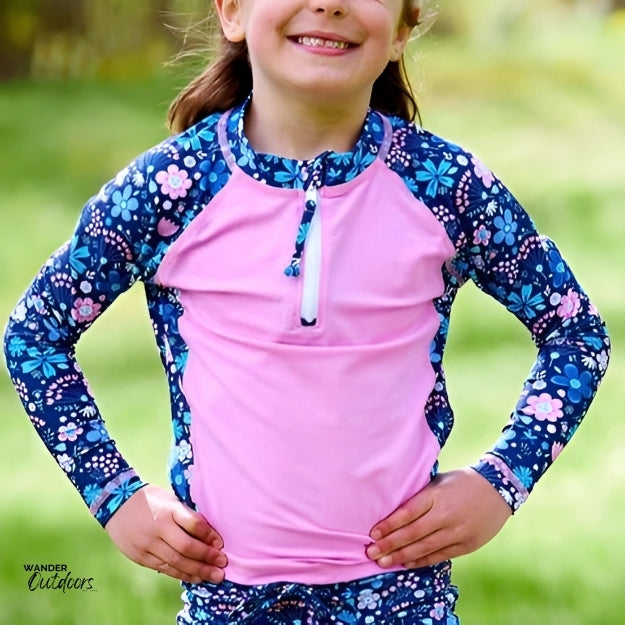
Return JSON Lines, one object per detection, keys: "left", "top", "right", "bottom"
{"left": 178, "top": 562, "right": 459, "bottom": 624}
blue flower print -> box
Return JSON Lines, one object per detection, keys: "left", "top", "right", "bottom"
{"left": 199, "top": 157, "right": 229, "bottom": 195}
{"left": 515, "top": 466, "right": 533, "bottom": 488}
{"left": 508, "top": 284, "right": 545, "bottom": 319}
{"left": 7, "top": 335, "right": 26, "bottom": 357}
{"left": 180, "top": 124, "right": 216, "bottom": 152}
{"left": 553, "top": 363, "right": 593, "bottom": 404}
{"left": 69, "top": 244, "right": 91, "bottom": 275}
{"left": 415, "top": 159, "right": 457, "bottom": 197}
{"left": 546, "top": 245, "right": 571, "bottom": 288}
{"left": 493, "top": 209, "right": 518, "bottom": 246}
{"left": 110, "top": 184, "right": 138, "bottom": 221}
{"left": 83, "top": 483, "right": 103, "bottom": 506}
{"left": 275, "top": 160, "right": 306, "bottom": 187}
{"left": 106, "top": 480, "right": 142, "bottom": 512}
{"left": 86, "top": 421, "right": 109, "bottom": 444}
{"left": 21, "top": 347, "right": 69, "bottom": 378}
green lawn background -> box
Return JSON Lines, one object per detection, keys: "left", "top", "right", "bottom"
{"left": 1, "top": 9, "right": 624, "bottom": 625}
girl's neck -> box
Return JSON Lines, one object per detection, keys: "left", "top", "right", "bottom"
{"left": 244, "top": 88, "right": 371, "bottom": 161}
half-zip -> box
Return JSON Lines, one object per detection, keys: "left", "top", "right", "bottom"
{"left": 284, "top": 172, "right": 325, "bottom": 327}
{"left": 216, "top": 101, "right": 395, "bottom": 329}
{"left": 300, "top": 188, "right": 322, "bottom": 325}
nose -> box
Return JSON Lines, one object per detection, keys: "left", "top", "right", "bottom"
{"left": 311, "top": 0, "right": 348, "bottom": 17}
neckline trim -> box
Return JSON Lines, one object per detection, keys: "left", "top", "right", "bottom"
{"left": 217, "top": 98, "right": 393, "bottom": 190}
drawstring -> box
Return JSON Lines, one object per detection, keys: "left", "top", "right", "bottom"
{"left": 284, "top": 161, "right": 326, "bottom": 278}
{"left": 284, "top": 186, "right": 319, "bottom": 277}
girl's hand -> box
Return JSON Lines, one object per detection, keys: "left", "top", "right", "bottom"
{"left": 366, "top": 468, "right": 512, "bottom": 570}
{"left": 104, "top": 484, "right": 227, "bottom": 584}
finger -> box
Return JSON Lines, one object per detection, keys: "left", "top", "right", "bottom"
{"left": 157, "top": 561, "right": 200, "bottom": 583}
{"left": 149, "top": 538, "right": 226, "bottom": 583}
{"left": 367, "top": 507, "right": 443, "bottom": 562}
{"left": 371, "top": 529, "right": 456, "bottom": 569}
{"left": 172, "top": 505, "right": 224, "bottom": 549}
{"left": 162, "top": 521, "right": 228, "bottom": 566}
{"left": 141, "top": 551, "right": 205, "bottom": 584}
{"left": 156, "top": 534, "right": 228, "bottom": 576}
{"left": 370, "top": 489, "right": 434, "bottom": 541}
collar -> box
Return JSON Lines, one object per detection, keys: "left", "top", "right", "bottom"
{"left": 218, "top": 95, "right": 390, "bottom": 190}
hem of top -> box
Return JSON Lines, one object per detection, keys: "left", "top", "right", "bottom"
{"left": 221, "top": 560, "right": 407, "bottom": 587}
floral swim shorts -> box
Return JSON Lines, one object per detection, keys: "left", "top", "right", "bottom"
{"left": 177, "top": 561, "right": 459, "bottom": 624}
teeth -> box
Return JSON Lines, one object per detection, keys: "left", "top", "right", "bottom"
{"left": 298, "top": 36, "right": 349, "bottom": 50}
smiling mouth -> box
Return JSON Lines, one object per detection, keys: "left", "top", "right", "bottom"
{"left": 296, "top": 36, "right": 351, "bottom": 50}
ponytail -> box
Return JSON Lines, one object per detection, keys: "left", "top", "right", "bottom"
{"left": 168, "top": 37, "right": 252, "bottom": 134}
{"left": 371, "top": 58, "right": 420, "bottom": 124}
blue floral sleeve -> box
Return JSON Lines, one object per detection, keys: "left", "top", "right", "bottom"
{"left": 450, "top": 153, "right": 611, "bottom": 510}
{"left": 2, "top": 148, "right": 175, "bottom": 526}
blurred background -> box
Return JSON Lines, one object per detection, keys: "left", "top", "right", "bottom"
{"left": 0, "top": 1, "right": 623, "bottom": 623}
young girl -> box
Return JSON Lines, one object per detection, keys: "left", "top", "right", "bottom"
{"left": 4, "top": 0, "right": 610, "bottom": 623}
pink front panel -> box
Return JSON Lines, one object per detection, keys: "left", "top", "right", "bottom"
{"left": 155, "top": 164, "right": 456, "bottom": 584}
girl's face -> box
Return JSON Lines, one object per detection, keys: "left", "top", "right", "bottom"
{"left": 216, "top": 0, "right": 413, "bottom": 109}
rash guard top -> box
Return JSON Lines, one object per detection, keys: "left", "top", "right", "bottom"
{"left": 3, "top": 100, "right": 610, "bottom": 585}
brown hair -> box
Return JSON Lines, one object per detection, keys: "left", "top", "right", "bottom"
{"left": 167, "top": 4, "right": 423, "bottom": 134}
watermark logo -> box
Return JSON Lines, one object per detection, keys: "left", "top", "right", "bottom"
{"left": 23, "top": 563, "right": 96, "bottom": 593}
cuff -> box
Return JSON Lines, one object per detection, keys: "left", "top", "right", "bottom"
{"left": 85, "top": 470, "right": 148, "bottom": 527}
{"left": 472, "top": 453, "right": 530, "bottom": 513}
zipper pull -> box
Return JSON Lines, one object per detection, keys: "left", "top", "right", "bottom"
{"left": 284, "top": 186, "right": 319, "bottom": 278}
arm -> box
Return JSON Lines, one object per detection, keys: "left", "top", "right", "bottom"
{"left": 3, "top": 147, "right": 226, "bottom": 582}
{"left": 367, "top": 148, "right": 610, "bottom": 569}
{"left": 458, "top": 158, "right": 610, "bottom": 509}
{"left": 3, "top": 155, "right": 155, "bottom": 526}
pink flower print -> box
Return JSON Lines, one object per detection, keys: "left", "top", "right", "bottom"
{"left": 157, "top": 217, "right": 180, "bottom": 237}
{"left": 551, "top": 442, "right": 564, "bottom": 461}
{"left": 557, "top": 289, "right": 581, "bottom": 320}
{"left": 522, "top": 393, "right": 563, "bottom": 422}
{"left": 472, "top": 156, "right": 494, "bottom": 188}
{"left": 473, "top": 224, "right": 491, "bottom": 246}
{"left": 58, "top": 422, "right": 83, "bottom": 442}
{"left": 430, "top": 602, "right": 446, "bottom": 620}
{"left": 71, "top": 298, "right": 102, "bottom": 323}
{"left": 155, "top": 165, "right": 192, "bottom": 200}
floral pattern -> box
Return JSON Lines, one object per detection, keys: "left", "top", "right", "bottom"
{"left": 384, "top": 116, "right": 609, "bottom": 510}
{"left": 178, "top": 564, "right": 458, "bottom": 624}
{"left": 3, "top": 98, "right": 609, "bottom": 538}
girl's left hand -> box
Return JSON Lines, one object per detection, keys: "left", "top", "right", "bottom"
{"left": 366, "top": 468, "right": 512, "bottom": 570}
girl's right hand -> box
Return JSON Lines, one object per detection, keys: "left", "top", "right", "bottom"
{"left": 104, "top": 484, "right": 227, "bottom": 584}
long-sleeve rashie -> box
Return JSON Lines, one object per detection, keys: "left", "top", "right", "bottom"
{"left": 4, "top": 101, "right": 610, "bottom": 585}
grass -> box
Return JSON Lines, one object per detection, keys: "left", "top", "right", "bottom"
{"left": 1, "top": 10, "right": 624, "bottom": 624}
